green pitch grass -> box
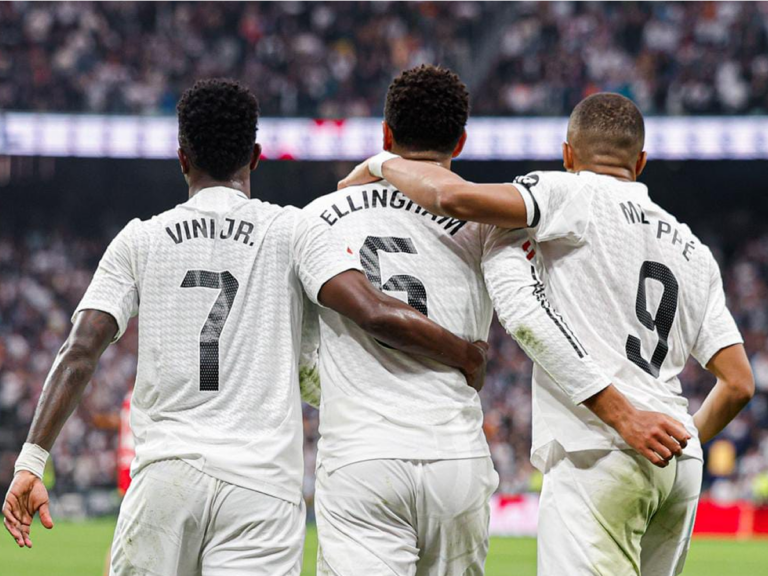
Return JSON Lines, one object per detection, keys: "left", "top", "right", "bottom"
{"left": 1, "top": 519, "right": 766, "bottom": 575}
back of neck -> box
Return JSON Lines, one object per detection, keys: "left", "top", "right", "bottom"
{"left": 576, "top": 163, "right": 635, "bottom": 182}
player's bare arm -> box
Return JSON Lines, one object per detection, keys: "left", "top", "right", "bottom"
{"left": 2, "top": 309, "right": 117, "bottom": 548}
{"left": 583, "top": 385, "right": 691, "bottom": 467}
{"left": 338, "top": 155, "right": 529, "bottom": 229}
{"left": 693, "top": 344, "right": 754, "bottom": 444}
{"left": 319, "top": 270, "right": 488, "bottom": 391}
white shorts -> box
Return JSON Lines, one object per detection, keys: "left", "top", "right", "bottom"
{"left": 110, "top": 458, "right": 305, "bottom": 576}
{"left": 538, "top": 443, "right": 702, "bottom": 576}
{"left": 315, "top": 457, "right": 499, "bottom": 576}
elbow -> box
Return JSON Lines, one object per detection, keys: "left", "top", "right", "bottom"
{"left": 357, "top": 305, "right": 402, "bottom": 339}
{"left": 57, "top": 339, "right": 99, "bottom": 376}
{"left": 729, "top": 373, "right": 755, "bottom": 406}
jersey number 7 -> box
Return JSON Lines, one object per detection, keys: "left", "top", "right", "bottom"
{"left": 180, "top": 270, "right": 240, "bottom": 391}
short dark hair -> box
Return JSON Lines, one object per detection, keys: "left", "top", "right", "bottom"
{"left": 384, "top": 64, "right": 469, "bottom": 155}
{"left": 567, "top": 93, "right": 645, "bottom": 159}
{"left": 177, "top": 78, "right": 259, "bottom": 180}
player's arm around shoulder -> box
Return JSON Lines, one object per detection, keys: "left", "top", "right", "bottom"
{"left": 338, "top": 153, "right": 532, "bottom": 229}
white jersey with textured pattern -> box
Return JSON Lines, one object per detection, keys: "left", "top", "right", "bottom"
{"left": 303, "top": 181, "right": 611, "bottom": 473}
{"left": 514, "top": 170, "right": 743, "bottom": 469}
{"left": 74, "top": 186, "right": 360, "bottom": 503}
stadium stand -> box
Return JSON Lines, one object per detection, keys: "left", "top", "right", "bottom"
{"left": 2, "top": 1, "right": 768, "bottom": 117}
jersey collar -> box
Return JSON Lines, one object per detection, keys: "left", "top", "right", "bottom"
{"left": 578, "top": 170, "right": 650, "bottom": 199}
{"left": 194, "top": 186, "right": 248, "bottom": 200}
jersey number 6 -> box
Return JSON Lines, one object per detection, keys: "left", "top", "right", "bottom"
{"left": 359, "top": 236, "right": 428, "bottom": 316}
{"left": 180, "top": 270, "right": 239, "bottom": 391}
{"left": 625, "top": 261, "right": 679, "bottom": 377}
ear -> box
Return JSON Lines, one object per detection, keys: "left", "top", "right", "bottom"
{"left": 635, "top": 151, "right": 648, "bottom": 177}
{"left": 250, "top": 143, "right": 262, "bottom": 171}
{"left": 382, "top": 122, "right": 394, "bottom": 151}
{"left": 178, "top": 148, "right": 190, "bottom": 175}
{"left": 562, "top": 142, "right": 575, "bottom": 172}
{"left": 451, "top": 130, "right": 468, "bottom": 158}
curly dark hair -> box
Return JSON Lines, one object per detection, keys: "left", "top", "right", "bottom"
{"left": 384, "top": 64, "right": 469, "bottom": 155}
{"left": 177, "top": 78, "right": 259, "bottom": 180}
{"left": 567, "top": 92, "right": 645, "bottom": 159}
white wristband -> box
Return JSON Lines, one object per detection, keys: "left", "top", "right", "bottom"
{"left": 368, "top": 151, "right": 400, "bottom": 179}
{"left": 14, "top": 443, "right": 49, "bottom": 479}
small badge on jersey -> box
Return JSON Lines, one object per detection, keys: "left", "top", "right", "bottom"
{"left": 522, "top": 239, "right": 536, "bottom": 261}
{"left": 513, "top": 174, "right": 540, "bottom": 190}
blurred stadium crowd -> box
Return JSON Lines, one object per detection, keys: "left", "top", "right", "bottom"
{"left": 1, "top": 226, "right": 767, "bottom": 508}
{"left": 2, "top": 1, "right": 768, "bottom": 117}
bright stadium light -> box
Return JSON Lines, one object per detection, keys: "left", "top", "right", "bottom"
{"left": 2, "top": 112, "right": 768, "bottom": 160}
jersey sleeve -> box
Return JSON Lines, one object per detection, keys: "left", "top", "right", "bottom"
{"left": 72, "top": 219, "right": 141, "bottom": 342}
{"left": 513, "top": 172, "right": 592, "bottom": 243}
{"left": 292, "top": 208, "right": 363, "bottom": 305}
{"left": 481, "top": 227, "right": 611, "bottom": 404}
{"left": 691, "top": 257, "right": 744, "bottom": 367}
{"left": 298, "top": 296, "right": 322, "bottom": 408}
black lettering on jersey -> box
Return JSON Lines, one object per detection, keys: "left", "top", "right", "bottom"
{"left": 347, "top": 194, "right": 363, "bottom": 213}
{"left": 192, "top": 218, "right": 208, "bottom": 239}
{"left": 620, "top": 201, "right": 650, "bottom": 225}
{"left": 220, "top": 218, "right": 235, "bottom": 240}
{"left": 234, "top": 220, "right": 254, "bottom": 245}
{"left": 390, "top": 190, "right": 406, "bottom": 209}
{"left": 332, "top": 203, "right": 350, "bottom": 219}
{"left": 656, "top": 218, "right": 697, "bottom": 262}
{"left": 166, "top": 223, "right": 183, "bottom": 244}
{"left": 320, "top": 210, "right": 337, "bottom": 226}
{"left": 316, "top": 187, "right": 465, "bottom": 236}
{"left": 683, "top": 242, "right": 695, "bottom": 261}
{"left": 166, "top": 218, "right": 254, "bottom": 247}
{"left": 442, "top": 218, "right": 467, "bottom": 236}
{"left": 371, "top": 188, "right": 388, "bottom": 208}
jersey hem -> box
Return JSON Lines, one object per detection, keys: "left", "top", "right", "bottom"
{"left": 318, "top": 448, "right": 491, "bottom": 474}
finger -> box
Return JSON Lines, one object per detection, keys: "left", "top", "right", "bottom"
{"left": 3, "top": 495, "right": 24, "bottom": 528}
{"left": 656, "top": 432, "right": 684, "bottom": 458}
{"left": 662, "top": 418, "right": 691, "bottom": 446}
{"left": 3, "top": 516, "right": 24, "bottom": 547}
{"left": 473, "top": 341, "right": 490, "bottom": 352}
{"left": 648, "top": 439, "right": 673, "bottom": 461}
{"left": 641, "top": 448, "right": 667, "bottom": 468}
{"left": 20, "top": 523, "right": 32, "bottom": 548}
{"left": 38, "top": 503, "right": 54, "bottom": 529}
{"left": 337, "top": 179, "right": 348, "bottom": 190}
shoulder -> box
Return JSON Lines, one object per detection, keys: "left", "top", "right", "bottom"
{"left": 513, "top": 170, "right": 581, "bottom": 191}
{"left": 302, "top": 189, "right": 350, "bottom": 216}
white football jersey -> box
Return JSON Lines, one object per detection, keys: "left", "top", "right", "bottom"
{"left": 513, "top": 171, "right": 743, "bottom": 469}
{"left": 74, "top": 186, "right": 359, "bottom": 503}
{"left": 303, "top": 182, "right": 610, "bottom": 473}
